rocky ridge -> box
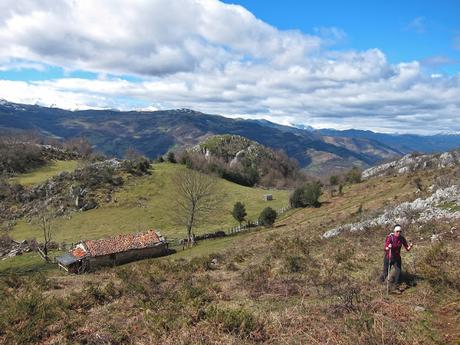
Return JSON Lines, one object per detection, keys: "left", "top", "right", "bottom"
{"left": 323, "top": 185, "right": 460, "bottom": 238}
{"left": 362, "top": 150, "right": 460, "bottom": 179}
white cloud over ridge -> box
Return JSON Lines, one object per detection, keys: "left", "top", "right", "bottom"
{"left": 0, "top": 0, "right": 459, "bottom": 134}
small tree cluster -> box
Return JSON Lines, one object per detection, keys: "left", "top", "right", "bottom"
{"left": 122, "top": 147, "right": 151, "bottom": 176}
{"left": 63, "top": 137, "right": 93, "bottom": 158}
{"left": 345, "top": 167, "right": 362, "bottom": 184}
{"left": 259, "top": 207, "right": 277, "bottom": 227}
{"left": 167, "top": 151, "right": 177, "bottom": 163}
{"left": 0, "top": 138, "right": 45, "bottom": 175}
{"left": 289, "top": 181, "right": 322, "bottom": 208}
{"left": 175, "top": 147, "right": 305, "bottom": 188}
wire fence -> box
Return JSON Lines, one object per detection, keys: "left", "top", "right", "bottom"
{"left": 169, "top": 204, "right": 292, "bottom": 248}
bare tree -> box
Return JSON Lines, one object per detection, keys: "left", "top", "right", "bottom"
{"left": 173, "top": 168, "right": 217, "bottom": 247}
{"left": 64, "top": 137, "right": 93, "bottom": 158}
{"left": 39, "top": 209, "right": 54, "bottom": 261}
{"left": 34, "top": 192, "right": 56, "bottom": 262}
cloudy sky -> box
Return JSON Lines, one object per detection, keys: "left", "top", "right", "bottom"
{"left": 0, "top": 0, "right": 459, "bottom": 134}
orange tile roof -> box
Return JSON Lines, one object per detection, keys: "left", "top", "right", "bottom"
{"left": 84, "top": 230, "right": 163, "bottom": 257}
{"left": 70, "top": 247, "right": 87, "bottom": 258}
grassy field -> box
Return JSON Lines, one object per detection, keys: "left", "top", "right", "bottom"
{"left": 2, "top": 166, "right": 459, "bottom": 344}
{"left": 9, "top": 160, "right": 80, "bottom": 186}
{"left": 10, "top": 163, "right": 289, "bottom": 243}
{"left": 0, "top": 252, "right": 59, "bottom": 276}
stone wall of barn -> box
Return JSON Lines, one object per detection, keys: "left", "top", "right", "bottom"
{"left": 87, "top": 243, "right": 167, "bottom": 271}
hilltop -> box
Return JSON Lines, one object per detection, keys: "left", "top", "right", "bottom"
{"left": 187, "top": 135, "right": 303, "bottom": 187}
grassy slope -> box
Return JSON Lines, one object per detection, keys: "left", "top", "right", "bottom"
{"left": 10, "top": 163, "right": 289, "bottom": 243}
{"left": 2, "top": 168, "right": 459, "bottom": 344}
{"left": 9, "top": 160, "right": 79, "bottom": 186}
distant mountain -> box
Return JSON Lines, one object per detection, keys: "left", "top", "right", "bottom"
{"left": 0, "top": 100, "right": 404, "bottom": 175}
{"left": 317, "top": 128, "right": 460, "bottom": 154}
{"left": 290, "top": 123, "right": 315, "bottom": 131}
{"left": 2, "top": 100, "right": 460, "bottom": 175}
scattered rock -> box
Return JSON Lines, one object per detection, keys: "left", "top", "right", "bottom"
{"left": 363, "top": 150, "right": 460, "bottom": 179}
{"left": 431, "top": 234, "right": 442, "bottom": 242}
{"left": 413, "top": 306, "right": 426, "bottom": 312}
{"left": 0, "top": 239, "right": 36, "bottom": 260}
{"left": 323, "top": 185, "right": 460, "bottom": 238}
{"left": 80, "top": 199, "right": 97, "bottom": 211}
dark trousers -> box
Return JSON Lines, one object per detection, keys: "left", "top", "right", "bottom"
{"left": 380, "top": 256, "right": 402, "bottom": 284}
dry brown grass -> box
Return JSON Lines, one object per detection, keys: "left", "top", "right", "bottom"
{"left": 1, "top": 168, "right": 460, "bottom": 344}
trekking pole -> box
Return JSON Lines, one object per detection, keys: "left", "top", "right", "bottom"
{"left": 386, "top": 245, "right": 392, "bottom": 295}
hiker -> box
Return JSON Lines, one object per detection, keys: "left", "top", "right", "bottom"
{"left": 380, "top": 224, "right": 413, "bottom": 285}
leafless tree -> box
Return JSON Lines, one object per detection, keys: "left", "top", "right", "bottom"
{"left": 172, "top": 168, "right": 218, "bottom": 247}
{"left": 39, "top": 209, "right": 54, "bottom": 261}
{"left": 64, "top": 137, "right": 93, "bottom": 158}
{"left": 34, "top": 192, "right": 56, "bottom": 262}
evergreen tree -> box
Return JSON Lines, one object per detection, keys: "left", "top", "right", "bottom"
{"left": 259, "top": 207, "right": 277, "bottom": 227}
{"left": 232, "top": 201, "right": 247, "bottom": 227}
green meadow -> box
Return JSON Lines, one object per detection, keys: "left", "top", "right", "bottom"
{"left": 9, "top": 160, "right": 80, "bottom": 186}
{"left": 11, "top": 163, "right": 289, "bottom": 243}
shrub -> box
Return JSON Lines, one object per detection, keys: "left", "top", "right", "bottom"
{"left": 419, "top": 242, "right": 460, "bottom": 291}
{"left": 167, "top": 151, "right": 176, "bottom": 163}
{"left": 290, "top": 187, "right": 307, "bottom": 208}
{"left": 330, "top": 175, "right": 339, "bottom": 185}
{"left": 289, "top": 182, "right": 322, "bottom": 208}
{"left": 259, "top": 207, "right": 277, "bottom": 227}
{"left": 0, "top": 290, "right": 63, "bottom": 344}
{"left": 0, "top": 139, "right": 45, "bottom": 174}
{"left": 413, "top": 177, "right": 423, "bottom": 191}
{"left": 205, "top": 305, "right": 258, "bottom": 337}
{"left": 122, "top": 157, "right": 151, "bottom": 176}
{"left": 285, "top": 255, "right": 309, "bottom": 273}
{"left": 346, "top": 167, "right": 362, "bottom": 184}
{"left": 231, "top": 202, "right": 247, "bottom": 226}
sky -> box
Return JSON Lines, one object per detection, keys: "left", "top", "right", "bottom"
{"left": 0, "top": 0, "right": 459, "bottom": 134}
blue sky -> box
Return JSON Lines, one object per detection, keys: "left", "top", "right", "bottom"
{"left": 0, "top": 0, "right": 459, "bottom": 134}
{"left": 229, "top": 0, "right": 460, "bottom": 73}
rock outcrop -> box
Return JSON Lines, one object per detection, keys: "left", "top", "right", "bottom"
{"left": 323, "top": 185, "right": 460, "bottom": 238}
{"left": 362, "top": 150, "right": 460, "bottom": 179}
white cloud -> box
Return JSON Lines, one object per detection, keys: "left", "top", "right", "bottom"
{"left": 0, "top": 0, "right": 459, "bottom": 134}
{"left": 406, "top": 16, "right": 426, "bottom": 34}
{"left": 0, "top": 0, "right": 321, "bottom": 76}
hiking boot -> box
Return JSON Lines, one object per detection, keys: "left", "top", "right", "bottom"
{"left": 397, "top": 283, "right": 409, "bottom": 292}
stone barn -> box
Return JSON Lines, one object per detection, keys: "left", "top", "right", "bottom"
{"left": 56, "top": 230, "right": 167, "bottom": 273}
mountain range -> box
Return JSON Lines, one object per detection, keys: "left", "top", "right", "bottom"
{"left": 1, "top": 100, "right": 460, "bottom": 175}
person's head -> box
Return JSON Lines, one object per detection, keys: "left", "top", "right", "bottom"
{"left": 393, "top": 224, "right": 402, "bottom": 237}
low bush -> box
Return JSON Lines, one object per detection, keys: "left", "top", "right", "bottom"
{"left": 419, "top": 242, "right": 460, "bottom": 291}
{"left": 345, "top": 167, "right": 362, "bottom": 184}
{"left": 0, "top": 289, "right": 64, "bottom": 344}
{"left": 289, "top": 181, "right": 322, "bottom": 208}
{"left": 205, "top": 305, "right": 259, "bottom": 337}
{"left": 259, "top": 207, "right": 277, "bottom": 226}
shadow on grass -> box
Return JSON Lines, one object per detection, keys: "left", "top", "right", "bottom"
{"left": 400, "top": 271, "right": 420, "bottom": 287}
